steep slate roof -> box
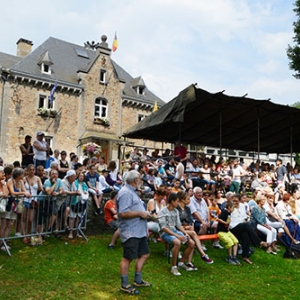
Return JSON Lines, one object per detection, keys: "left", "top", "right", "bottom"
{"left": 112, "top": 60, "right": 165, "bottom": 106}
{"left": 0, "top": 37, "right": 164, "bottom": 106}
{"left": 0, "top": 52, "right": 22, "bottom": 69}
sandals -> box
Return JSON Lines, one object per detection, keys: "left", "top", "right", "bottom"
{"left": 260, "top": 241, "right": 271, "bottom": 249}
{"left": 242, "top": 257, "right": 253, "bottom": 265}
{"left": 120, "top": 285, "right": 139, "bottom": 295}
{"left": 133, "top": 280, "right": 152, "bottom": 287}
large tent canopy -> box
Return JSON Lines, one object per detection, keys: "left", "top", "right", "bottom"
{"left": 124, "top": 84, "right": 300, "bottom": 154}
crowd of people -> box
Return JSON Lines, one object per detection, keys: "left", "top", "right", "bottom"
{"left": 2, "top": 133, "right": 300, "bottom": 294}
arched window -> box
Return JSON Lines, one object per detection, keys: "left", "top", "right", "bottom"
{"left": 94, "top": 98, "right": 108, "bottom": 118}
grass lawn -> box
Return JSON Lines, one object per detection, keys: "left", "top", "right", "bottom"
{"left": 1, "top": 234, "right": 300, "bottom": 300}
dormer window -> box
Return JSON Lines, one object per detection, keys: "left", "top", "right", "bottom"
{"left": 131, "top": 77, "right": 146, "bottom": 96}
{"left": 136, "top": 86, "right": 145, "bottom": 95}
{"left": 38, "top": 51, "right": 53, "bottom": 75}
{"left": 41, "top": 63, "right": 51, "bottom": 74}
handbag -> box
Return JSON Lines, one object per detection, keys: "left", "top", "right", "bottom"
{"left": 0, "top": 197, "right": 7, "bottom": 213}
{"left": 267, "top": 215, "right": 278, "bottom": 223}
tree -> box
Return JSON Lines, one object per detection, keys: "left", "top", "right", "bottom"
{"left": 287, "top": 0, "right": 300, "bottom": 78}
{"left": 291, "top": 101, "right": 300, "bottom": 108}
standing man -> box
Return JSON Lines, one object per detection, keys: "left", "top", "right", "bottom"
{"left": 229, "top": 158, "right": 246, "bottom": 194}
{"left": 33, "top": 132, "right": 49, "bottom": 169}
{"left": 275, "top": 158, "right": 287, "bottom": 185}
{"left": 20, "top": 135, "right": 34, "bottom": 168}
{"left": 116, "top": 170, "right": 151, "bottom": 295}
{"left": 174, "top": 140, "right": 188, "bottom": 168}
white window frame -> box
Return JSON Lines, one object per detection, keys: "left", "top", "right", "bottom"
{"left": 94, "top": 98, "right": 108, "bottom": 118}
{"left": 99, "top": 69, "right": 107, "bottom": 84}
{"left": 41, "top": 63, "right": 51, "bottom": 74}
{"left": 38, "top": 94, "right": 50, "bottom": 109}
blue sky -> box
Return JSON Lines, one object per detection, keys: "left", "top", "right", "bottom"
{"left": 0, "top": 0, "right": 298, "bottom": 105}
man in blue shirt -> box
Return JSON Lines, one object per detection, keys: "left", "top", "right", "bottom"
{"left": 117, "top": 170, "right": 151, "bottom": 295}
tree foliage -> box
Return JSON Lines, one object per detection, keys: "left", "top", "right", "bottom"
{"left": 287, "top": 0, "right": 300, "bottom": 78}
{"left": 291, "top": 101, "right": 300, "bottom": 109}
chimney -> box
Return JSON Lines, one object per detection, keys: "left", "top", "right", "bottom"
{"left": 16, "top": 38, "right": 33, "bottom": 57}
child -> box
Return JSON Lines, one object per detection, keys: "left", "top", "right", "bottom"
{"left": 158, "top": 193, "right": 196, "bottom": 276}
{"left": 104, "top": 190, "right": 119, "bottom": 249}
{"left": 216, "top": 201, "right": 241, "bottom": 265}
{"left": 209, "top": 194, "right": 223, "bottom": 249}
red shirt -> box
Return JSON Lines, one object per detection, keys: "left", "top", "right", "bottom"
{"left": 104, "top": 200, "right": 116, "bottom": 224}
{"left": 174, "top": 145, "right": 187, "bottom": 159}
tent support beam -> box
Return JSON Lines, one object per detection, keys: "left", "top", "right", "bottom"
{"left": 257, "top": 109, "right": 260, "bottom": 162}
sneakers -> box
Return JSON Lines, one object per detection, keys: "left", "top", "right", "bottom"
{"left": 213, "top": 242, "right": 224, "bottom": 249}
{"left": 186, "top": 262, "right": 198, "bottom": 271}
{"left": 108, "top": 244, "right": 114, "bottom": 250}
{"left": 202, "top": 244, "right": 207, "bottom": 251}
{"left": 232, "top": 256, "right": 241, "bottom": 265}
{"left": 178, "top": 263, "right": 194, "bottom": 271}
{"left": 152, "top": 237, "right": 157, "bottom": 243}
{"left": 178, "top": 251, "right": 182, "bottom": 259}
{"left": 201, "top": 254, "right": 214, "bottom": 264}
{"left": 133, "top": 280, "right": 152, "bottom": 287}
{"left": 225, "top": 256, "right": 237, "bottom": 265}
{"left": 171, "top": 267, "right": 181, "bottom": 276}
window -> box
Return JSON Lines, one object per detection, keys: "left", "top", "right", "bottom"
{"left": 136, "top": 86, "right": 145, "bottom": 95}
{"left": 94, "top": 98, "right": 108, "bottom": 118}
{"left": 100, "top": 69, "right": 107, "bottom": 83}
{"left": 41, "top": 63, "right": 51, "bottom": 74}
{"left": 138, "top": 114, "right": 146, "bottom": 122}
{"left": 38, "top": 95, "right": 51, "bottom": 109}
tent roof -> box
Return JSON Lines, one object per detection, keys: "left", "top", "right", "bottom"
{"left": 124, "top": 84, "right": 300, "bottom": 154}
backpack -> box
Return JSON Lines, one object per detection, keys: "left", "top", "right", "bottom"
{"left": 283, "top": 243, "right": 300, "bottom": 259}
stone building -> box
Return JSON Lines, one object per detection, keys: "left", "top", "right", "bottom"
{"left": 0, "top": 35, "right": 165, "bottom": 164}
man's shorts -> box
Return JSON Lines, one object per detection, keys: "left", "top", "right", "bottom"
{"left": 88, "top": 188, "right": 103, "bottom": 196}
{"left": 122, "top": 237, "right": 149, "bottom": 260}
{"left": 160, "top": 228, "right": 184, "bottom": 244}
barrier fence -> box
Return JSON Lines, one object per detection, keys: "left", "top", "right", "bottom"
{"left": 0, "top": 194, "right": 89, "bottom": 256}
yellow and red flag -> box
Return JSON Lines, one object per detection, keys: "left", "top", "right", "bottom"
{"left": 112, "top": 32, "right": 118, "bottom": 52}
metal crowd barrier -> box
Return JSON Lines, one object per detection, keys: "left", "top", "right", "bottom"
{"left": 0, "top": 194, "right": 89, "bottom": 256}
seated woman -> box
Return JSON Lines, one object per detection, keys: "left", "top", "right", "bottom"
{"left": 158, "top": 193, "right": 196, "bottom": 276}
{"left": 250, "top": 195, "right": 278, "bottom": 254}
{"left": 264, "top": 192, "right": 299, "bottom": 244}
{"left": 176, "top": 191, "right": 213, "bottom": 266}
{"left": 230, "top": 194, "right": 269, "bottom": 264}
{"left": 276, "top": 193, "right": 300, "bottom": 246}
{"left": 147, "top": 187, "right": 167, "bottom": 242}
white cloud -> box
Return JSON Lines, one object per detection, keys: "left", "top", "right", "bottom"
{"left": 0, "top": 0, "right": 299, "bottom": 105}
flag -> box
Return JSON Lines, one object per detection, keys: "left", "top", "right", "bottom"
{"left": 112, "top": 32, "right": 118, "bottom": 52}
{"left": 49, "top": 82, "right": 58, "bottom": 105}
{"left": 153, "top": 101, "right": 158, "bottom": 112}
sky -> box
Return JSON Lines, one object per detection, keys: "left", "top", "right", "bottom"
{"left": 0, "top": 0, "right": 299, "bottom": 105}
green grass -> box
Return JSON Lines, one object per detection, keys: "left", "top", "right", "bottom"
{"left": 1, "top": 235, "right": 300, "bottom": 300}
